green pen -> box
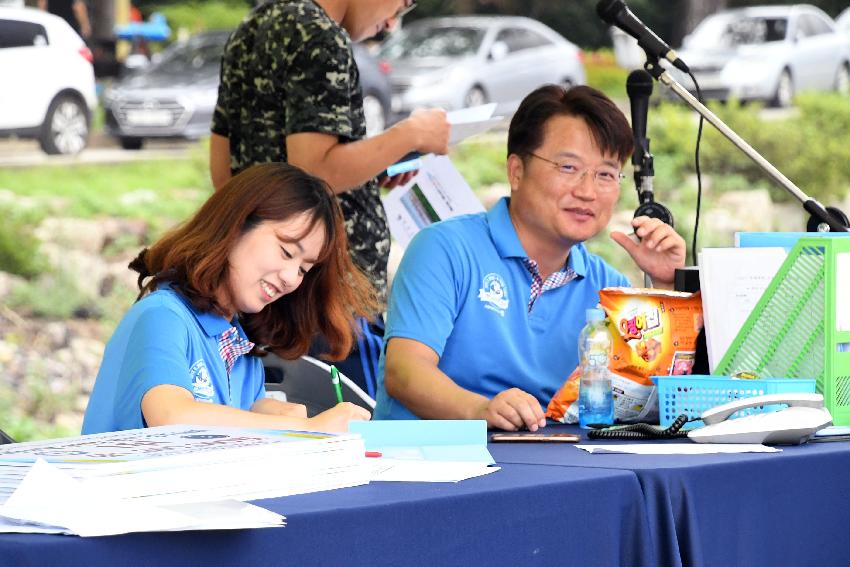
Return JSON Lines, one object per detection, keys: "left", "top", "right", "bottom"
{"left": 330, "top": 365, "right": 343, "bottom": 404}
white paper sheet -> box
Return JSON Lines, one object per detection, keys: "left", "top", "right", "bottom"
{"left": 0, "top": 459, "right": 284, "bottom": 536}
{"left": 446, "top": 103, "right": 497, "bottom": 124}
{"left": 575, "top": 443, "right": 781, "bottom": 455}
{"left": 698, "top": 247, "right": 787, "bottom": 371}
{"left": 368, "top": 459, "right": 499, "bottom": 482}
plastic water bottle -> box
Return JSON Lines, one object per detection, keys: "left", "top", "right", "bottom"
{"left": 578, "top": 308, "right": 614, "bottom": 429}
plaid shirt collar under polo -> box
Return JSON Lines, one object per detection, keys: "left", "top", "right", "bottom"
{"left": 487, "top": 198, "right": 587, "bottom": 313}
{"left": 167, "top": 284, "right": 255, "bottom": 378}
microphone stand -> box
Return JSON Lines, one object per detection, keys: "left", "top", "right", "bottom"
{"left": 642, "top": 56, "right": 849, "bottom": 233}
{"left": 634, "top": 141, "right": 657, "bottom": 287}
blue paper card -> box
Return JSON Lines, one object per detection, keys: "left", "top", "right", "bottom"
{"left": 735, "top": 232, "right": 850, "bottom": 251}
{"left": 349, "top": 420, "right": 493, "bottom": 464}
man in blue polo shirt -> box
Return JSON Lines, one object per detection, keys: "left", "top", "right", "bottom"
{"left": 82, "top": 285, "right": 265, "bottom": 434}
{"left": 374, "top": 85, "right": 686, "bottom": 431}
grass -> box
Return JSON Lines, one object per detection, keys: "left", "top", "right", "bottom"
{"left": 0, "top": 150, "right": 212, "bottom": 237}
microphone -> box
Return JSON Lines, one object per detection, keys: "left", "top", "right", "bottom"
{"left": 596, "top": 0, "right": 689, "bottom": 74}
{"left": 627, "top": 69, "right": 652, "bottom": 174}
{"left": 626, "top": 69, "right": 674, "bottom": 227}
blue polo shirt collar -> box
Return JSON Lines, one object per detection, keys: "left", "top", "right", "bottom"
{"left": 487, "top": 197, "right": 587, "bottom": 278}
{"left": 163, "top": 283, "right": 239, "bottom": 338}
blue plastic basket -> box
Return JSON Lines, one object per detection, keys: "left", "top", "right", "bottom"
{"left": 653, "top": 375, "right": 817, "bottom": 427}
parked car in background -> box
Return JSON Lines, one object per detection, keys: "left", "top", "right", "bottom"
{"left": 354, "top": 42, "right": 392, "bottom": 137}
{"left": 836, "top": 6, "right": 850, "bottom": 35}
{"left": 0, "top": 7, "right": 96, "bottom": 155}
{"left": 379, "top": 16, "right": 585, "bottom": 118}
{"left": 103, "top": 30, "right": 228, "bottom": 150}
{"left": 668, "top": 4, "right": 850, "bottom": 107}
{"left": 103, "top": 31, "right": 392, "bottom": 149}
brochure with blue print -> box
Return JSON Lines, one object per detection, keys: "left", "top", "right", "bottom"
{"left": 0, "top": 425, "right": 351, "bottom": 467}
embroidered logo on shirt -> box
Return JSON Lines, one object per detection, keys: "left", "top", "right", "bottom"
{"left": 478, "top": 273, "right": 509, "bottom": 316}
{"left": 189, "top": 359, "right": 215, "bottom": 403}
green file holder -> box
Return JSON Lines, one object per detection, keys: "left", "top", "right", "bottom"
{"left": 715, "top": 237, "right": 850, "bottom": 425}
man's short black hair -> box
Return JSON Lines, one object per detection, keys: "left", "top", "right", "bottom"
{"left": 507, "top": 84, "right": 634, "bottom": 165}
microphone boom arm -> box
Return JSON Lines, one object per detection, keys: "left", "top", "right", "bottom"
{"left": 644, "top": 60, "right": 848, "bottom": 233}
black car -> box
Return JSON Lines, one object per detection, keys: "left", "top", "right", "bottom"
{"left": 103, "top": 31, "right": 392, "bottom": 150}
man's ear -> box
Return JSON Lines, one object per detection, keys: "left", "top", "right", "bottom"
{"left": 507, "top": 154, "right": 524, "bottom": 192}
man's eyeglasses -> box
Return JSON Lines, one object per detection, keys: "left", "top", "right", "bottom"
{"left": 395, "top": 0, "right": 417, "bottom": 19}
{"left": 528, "top": 152, "right": 625, "bottom": 193}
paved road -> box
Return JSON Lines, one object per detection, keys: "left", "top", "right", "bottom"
{"left": 0, "top": 133, "right": 193, "bottom": 168}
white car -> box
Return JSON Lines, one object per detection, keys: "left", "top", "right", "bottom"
{"left": 381, "top": 16, "right": 585, "bottom": 118}
{"left": 0, "top": 7, "right": 97, "bottom": 154}
{"left": 668, "top": 4, "right": 850, "bottom": 107}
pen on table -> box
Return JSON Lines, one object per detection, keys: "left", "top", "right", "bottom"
{"left": 330, "top": 365, "right": 344, "bottom": 404}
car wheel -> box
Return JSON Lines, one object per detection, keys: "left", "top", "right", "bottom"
{"left": 38, "top": 94, "right": 89, "bottom": 155}
{"left": 120, "top": 137, "right": 144, "bottom": 151}
{"left": 835, "top": 63, "right": 850, "bottom": 96}
{"left": 362, "top": 94, "right": 387, "bottom": 138}
{"left": 464, "top": 86, "right": 487, "bottom": 108}
{"left": 771, "top": 70, "right": 794, "bottom": 108}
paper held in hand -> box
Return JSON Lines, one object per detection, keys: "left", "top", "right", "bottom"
{"left": 383, "top": 154, "right": 485, "bottom": 249}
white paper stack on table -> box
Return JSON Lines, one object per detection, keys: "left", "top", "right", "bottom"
{"left": 0, "top": 425, "right": 368, "bottom": 536}
{"left": 698, "top": 247, "right": 787, "bottom": 371}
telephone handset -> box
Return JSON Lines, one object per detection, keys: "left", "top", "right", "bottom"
{"left": 688, "top": 393, "right": 833, "bottom": 445}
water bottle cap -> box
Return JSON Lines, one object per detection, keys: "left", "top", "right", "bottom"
{"left": 586, "top": 308, "right": 605, "bottom": 322}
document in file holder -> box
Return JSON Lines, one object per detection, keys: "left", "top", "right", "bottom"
{"left": 698, "top": 247, "right": 787, "bottom": 371}
{"left": 713, "top": 237, "right": 850, "bottom": 426}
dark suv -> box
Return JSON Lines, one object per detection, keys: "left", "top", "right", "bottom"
{"left": 103, "top": 31, "right": 391, "bottom": 150}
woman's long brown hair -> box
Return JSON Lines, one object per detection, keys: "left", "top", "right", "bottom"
{"left": 128, "top": 163, "right": 378, "bottom": 360}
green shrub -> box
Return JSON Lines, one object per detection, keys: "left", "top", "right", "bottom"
{"left": 699, "top": 95, "right": 850, "bottom": 203}
{"left": 451, "top": 138, "right": 508, "bottom": 188}
{"left": 0, "top": 208, "right": 46, "bottom": 278}
{"left": 584, "top": 49, "right": 629, "bottom": 100}
{"left": 0, "top": 377, "right": 77, "bottom": 442}
{"left": 151, "top": 0, "right": 248, "bottom": 35}
{"left": 7, "top": 271, "right": 96, "bottom": 320}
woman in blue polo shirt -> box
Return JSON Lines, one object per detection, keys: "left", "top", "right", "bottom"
{"left": 82, "top": 163, "right": 377, "bottom": 434}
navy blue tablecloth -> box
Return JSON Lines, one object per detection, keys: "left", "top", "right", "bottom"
{"left": 490, "top": 425, "right": 850, "bottom": 567}
{"left": 0, "top": 462, "right": 652, "bottom": 567}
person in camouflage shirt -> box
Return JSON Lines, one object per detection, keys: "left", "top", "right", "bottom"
{"left": 210, "top": 0, "right": 449, "bottom": 397}
{"left": 210, "top": 0, "right": 449, "bottom": 304}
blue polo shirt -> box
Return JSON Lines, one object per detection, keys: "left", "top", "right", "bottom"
{"left": 82, "top": 286, "right": 265, "bottom": 434}
{"left": 374, "top": 197, "right": 629, "bottom": 420}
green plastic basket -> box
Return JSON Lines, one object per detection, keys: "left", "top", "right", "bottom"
{"left": 715, "top": 237, "right": 850, "bottom": 425}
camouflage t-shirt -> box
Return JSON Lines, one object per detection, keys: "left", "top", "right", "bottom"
{"left": 211, "top": 0, "right": 390, "bottom": 303}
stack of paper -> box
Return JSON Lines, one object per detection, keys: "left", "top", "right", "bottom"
{"left": 698, "top": 247, "right": 787, "bottom": 371}
{"left": 0, "top": 425, "right": 368, "bottom": 536}
{"left": 350, "top": 420, "right": 498, "bottom": 482}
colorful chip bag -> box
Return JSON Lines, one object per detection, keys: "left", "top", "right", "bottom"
{"left": 546, "top": 287, "right": 703, "bottom": 424}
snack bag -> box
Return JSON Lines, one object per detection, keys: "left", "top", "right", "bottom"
{"left": 546, "top": 288, "right": 703, "bottom": 424}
